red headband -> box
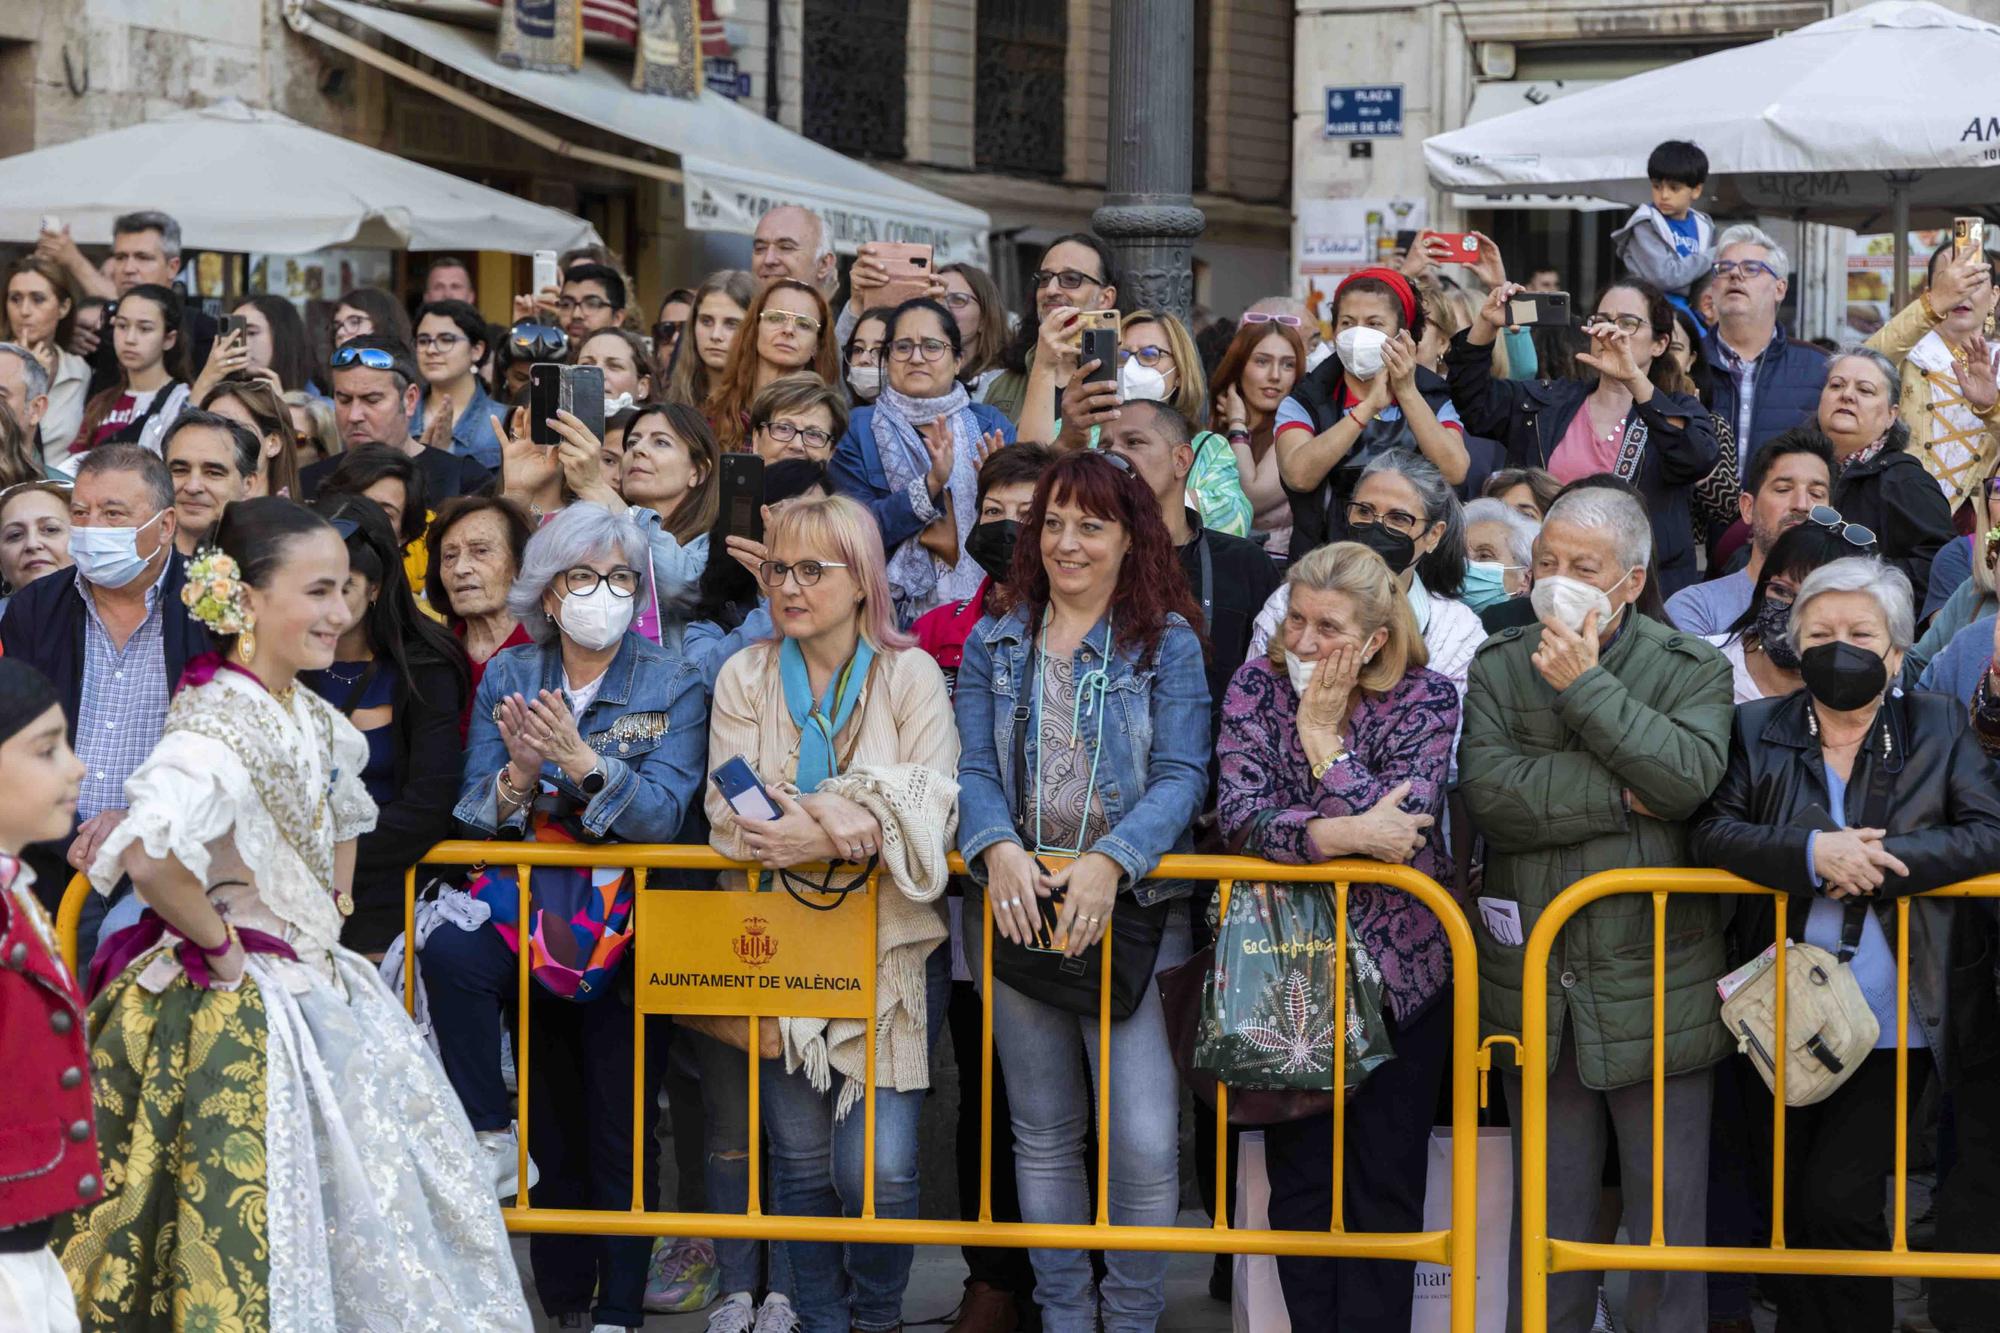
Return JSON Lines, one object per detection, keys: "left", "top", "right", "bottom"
{"left": 1336, "top": 267, "right": 1418, "bottom": 328}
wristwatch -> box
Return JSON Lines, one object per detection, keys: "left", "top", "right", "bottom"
{"left": 579, "top": 760, "right": 607, "bottom": 796}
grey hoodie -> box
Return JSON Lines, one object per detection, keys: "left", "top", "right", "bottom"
{"left": 1613, "top": 203, "right": 1714, "bottom": 295}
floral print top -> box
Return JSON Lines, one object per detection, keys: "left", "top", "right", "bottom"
{"left": 1215, "top": 656, "right": 1461, "bottom": 1022}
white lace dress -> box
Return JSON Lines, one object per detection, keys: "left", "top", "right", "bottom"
{"left": 52, "top": 669, "right": 531, "bottom": 1331}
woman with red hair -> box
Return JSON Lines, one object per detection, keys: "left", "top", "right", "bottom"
{"left": 705, "top": 278, "right": 840, "bottom": 452}
{"left": 953, "top": 449, "right": 1211, "bottom": 1330}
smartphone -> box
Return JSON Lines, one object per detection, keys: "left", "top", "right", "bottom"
{"left": 711, "top": 756, "right": 780, "bottom": 821}
{"left": 1957, "top": 217, "right": 1985, "bottom": 260}
{"left": 563, "top": 363, "right": 605, "bottom": 448}
{"left": 219, "top": 313, "right": 248, "bottom": 341}
{"left": 529, "top": 364, "right": 563, "bottom": 445}
{"left": 40, "top": 214, "right": 60, "bottom": 234}
{"left": 1023, "top": 853, "right": 1084, "bottom": 959}
{"left": 527, "top": 363, "right": 605, "bottom": 446}
{"left": 1393, "top": 228, "right": 1418, "bottom": 255}
{"left": 1426, "top": 231, "right": 1481, "bottom": 264}
{"left": 1077, "top": 308, "right": 1120, "bottom": 384}
{"left": 1508, "top": 291, "right": 1571, "bottom": 328}
{"left": 532, "top": 249, "right": 560, "bottom": 295}
{"left": 718, "top": 453, "right": 767, "bottom": 543}
{"left": 871, "top": 242, "right": 934, "bottom": 306}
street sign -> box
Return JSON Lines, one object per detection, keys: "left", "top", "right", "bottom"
{"left": 705, "top": 56, "right": 752, "bottom": 100}
{"left": 1324, "top": 85, "right": 1404, "bottom": 139}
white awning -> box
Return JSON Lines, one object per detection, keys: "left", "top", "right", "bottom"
{"left": 306, "top": 0, "right": 991, "bottom": 263}
{"left": 1448, "top": 81, "right": 1620, "bottom": 213}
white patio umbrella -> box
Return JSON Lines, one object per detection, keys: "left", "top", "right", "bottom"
{"left": 0, "top": 98, "right": 598, "bottom": 253}
{"left": 1424, "top": 1, "right": 2000, "bottom": 303}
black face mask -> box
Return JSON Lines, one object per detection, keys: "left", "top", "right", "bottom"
{"left": 1755, "top": 599, "right": 1800, "bottom": 670}
{"left": 1799, "top": 640, "right": 1888, "bottom": 711}
{"left": 1348, "top": 520, "right": 1419, "bottom": 574}
{"left": 965, "top": 519, "right": 1020, "bottom": 583}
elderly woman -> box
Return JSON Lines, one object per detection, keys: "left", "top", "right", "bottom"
{"left": 831, "top": 297, "right": 1014, "bottom": 622}
{"left": 1819, "top": 348, "right": 1956, "bottom": 595}
{"left": 1216, "top": 541, "right": 1460, "bottom": 1332}
{"left": 750, "top": 372, "right": 849, "bottom": 466}
{"left": 1692, "top": 557, "right": 2000, "bottom": 1333}
{"left": 1461, "top": 495, "right": 1537, "bottom": 615}
{"left": 420, "top": 502, "right": 708, "bottom": 1332}
{"left": 1249, "top": 452, "right": 1486, "bottom": 702}
{"left": 426, "top": 494, "right": 536, "bottom": 703}
{"left": 703, "top": 493, "right": 959, "bottom": 1333}
{"left": 1708, "top": 521, "right": 1873, "bottom": 704}
{"left": 955, "top": 450, "right": 1210, "bottom": 1331}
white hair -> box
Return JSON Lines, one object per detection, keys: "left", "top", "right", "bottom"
{"left": 507, "top": 501, "right": 652, "bottom": 646}
{"left": 1463, "top": 497, "right": 1538, "bottom": 568}
{"left": 1541, "top": 487, "right": 1652, "bottom": 572}
{"left": 759, "top": 203, "right": 836, "bottom": 294}
{"left": 1788, "top": 556, "right": 1914, "bottom": 654}
{"left": 1715, "top": 223, "right": 1792, "bottom": 283}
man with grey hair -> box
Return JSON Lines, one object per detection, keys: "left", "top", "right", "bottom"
{"left": 40, "top": 209, "right": 219, "bottom": 396}
{"left": 0, "top": 342, "right": 51, "bottom": 466}
{"left": 1703, "top": 222, "right": 1830, "bottom": 467}
{"left": 753, "top": 203, "right": 838, "bottom": 298}
{"left": 1459, "top": 483, "right": 1735, "bottom": 1333}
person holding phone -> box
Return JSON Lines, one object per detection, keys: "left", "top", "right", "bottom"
{"left": 1448, "top": 277, "right": 1718, "bottom": 596}
{"left": 953, "top": 450, "right": 1210, "bottom": 1333}
{"left": 830, "top": 297, "right": 1014, "bottom": 623}
{"left": 704, "top": 494, "right": 960, "bottom": 1333}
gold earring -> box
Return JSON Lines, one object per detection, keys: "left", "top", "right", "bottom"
{"left": 237, "top": 620, "right": 257, "bottom": 664}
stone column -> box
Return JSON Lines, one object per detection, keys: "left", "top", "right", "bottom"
{"left": 1090, "top": 0, "right": 1205, "bottom": 322}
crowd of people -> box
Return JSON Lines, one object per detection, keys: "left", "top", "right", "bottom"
{"left": 4, "top": 135, "right": 2000, "bottom": 1333}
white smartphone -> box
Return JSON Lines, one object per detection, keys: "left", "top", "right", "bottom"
{"left": 41, "top": 214, "right": 60, "bottom": 234}
{"left": 532, "top": 249, "right": 559, "bottom": 295}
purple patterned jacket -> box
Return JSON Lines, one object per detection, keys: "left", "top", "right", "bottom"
{"left": 1216, "top": 656, "right": 1461, "bottom": 1022}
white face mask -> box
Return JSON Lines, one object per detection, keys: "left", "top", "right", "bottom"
{"left": 1284, "top": 652, "right": 1318, "bottom": 696}
{"left": 557, "top": 581, "right": 635, "bottom": 650}
{"left": 846, "top": 364, "right": 882, "bottom": 399}
{"left": 1334, "top": 326, "right": 1388, "bottom": 379}
{"left": 1304, "top": 339, "right": 1335, "bottom": 374}
{"left": 69, "top": 509, "right": 168, "bottom": 589}
{"left": 605, "top": 391, "right": 637, "bottom": 416}
{"left": 1117, "top": 359, "right": 1170, "bottom": 404}
{"left": 1529, "top": 571, "right": 1632, "bottom": 635}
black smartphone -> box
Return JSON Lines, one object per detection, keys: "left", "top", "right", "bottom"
{"left": 529, "top": 363, "right": 563, "bottom": 446}
{"left": 1080, "top": 327, "right": 1118, "bottom": 386}
{"left": 1394, "top": 228, "right": 1418, "bottom": 255}
{"left": 563, "top": 364, "right": 605, "bottom": 448}
{"left": 718, "top": 453, "right": 766, "bottom": 543}
{"left": 219, "top": 313, "right": 248, "bottom": 341}
{"left": 1508, "top": 291, "right": 1571, "bottom": 328}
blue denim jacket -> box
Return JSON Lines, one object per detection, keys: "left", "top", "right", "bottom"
{"left": 454, "top": 630, "right": 709, "bottom": 842}
{"left": 953, "top": 606, "right": 1210, "bottom": 905}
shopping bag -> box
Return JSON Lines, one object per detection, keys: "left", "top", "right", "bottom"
{"left": 1197, "top": 881, "right": 1394, "bottom": 1093}
{"left": 1410, "top": 1126, "right": 1512, "bottom": 1333}
{"left": 1231, "top": 1130, "right": 1290, "bottom": 1333}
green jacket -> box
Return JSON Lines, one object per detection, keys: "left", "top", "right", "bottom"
{"left": 1458, "top": 612, "right": 1735, "bottom": 1089}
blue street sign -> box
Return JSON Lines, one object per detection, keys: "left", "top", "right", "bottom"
{"left": 1323, "top": 85, "right": 1404, "bottom": 139}
{"left": 705, "top": 56, "right": 752, "bottom": 100}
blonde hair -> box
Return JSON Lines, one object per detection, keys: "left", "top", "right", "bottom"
{"left": 1267, "top": 541, "right": 1427, "bottom": 692}
{"left": 1436, "top": 287, "right": 1509, "bottom": 378}
{"left": 762, "top": 493, "right": 915, "bottom": 652}
{"left": 1121, "top": 309, "right": 1208, "bottom": 428}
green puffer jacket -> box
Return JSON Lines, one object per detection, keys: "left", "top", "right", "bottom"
{"left": 1459, "top": 613, "right": 1735, "bottom": 1090}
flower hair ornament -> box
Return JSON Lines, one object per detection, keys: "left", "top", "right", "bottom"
{"left": 182, "top": 547, "right": 257, "bottom": 662}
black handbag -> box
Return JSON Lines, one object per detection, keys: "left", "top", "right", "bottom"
{"left": 986, "top": 638, "right": 1168, "bottom": 1020}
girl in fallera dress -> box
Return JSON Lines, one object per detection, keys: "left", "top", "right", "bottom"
{"left": 53, "top": 497, "right": 531, "bottom": 1331}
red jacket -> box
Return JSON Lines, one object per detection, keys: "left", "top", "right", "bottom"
{"left": 911, "top": 578, "right": 993, "bottom": 689}
{"left": 0, "top": 855, "right": 100, "bottom": 1230}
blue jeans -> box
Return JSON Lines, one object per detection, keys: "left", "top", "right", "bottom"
{"left": 679, "top": 1026, "right": 763, "bottom": 1297}
{"left": 966, "top": 902, "right": 1191, "bottom": 1333}
{"left": 759, "top": 946, "right": 950, "bottom": 1333}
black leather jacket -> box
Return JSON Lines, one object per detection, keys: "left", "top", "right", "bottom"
{"left": 1690, "top": 689, "right": 2000, "bottom": 1085}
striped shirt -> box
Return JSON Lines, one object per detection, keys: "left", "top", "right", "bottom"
{"left": 74, "top": 565, "right": 172, "bottom": 823}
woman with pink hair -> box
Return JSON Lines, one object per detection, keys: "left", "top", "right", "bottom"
{"left": 704, "top": 493, "right": 960, "bottom": 1333}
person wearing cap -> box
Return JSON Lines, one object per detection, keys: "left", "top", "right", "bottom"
{"left": 1273, "top": 267, "right": 1469, "bottom": 556}
{"left": 0, "top": 658, "right": 94, "bottom": 1333}
{"left": 297, "top": 333, "right": 491, "bottom": 508}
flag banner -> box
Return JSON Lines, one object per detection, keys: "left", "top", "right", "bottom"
{"left": 497, "top": 0, "right": 584, "bottom": 72}
{"left": 632, "top": 0, "right": 702, "bottom": 98}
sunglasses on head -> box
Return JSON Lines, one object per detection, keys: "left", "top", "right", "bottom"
{"left": 508, "top": 322, "right": 569, "bottom": 362}
{"left": 1242, "top": 312, "right": 1304, "bottom": 328}
{"left": 330, "top": 346, "right": 397, "bottom": 372}
{"left": 1808, "top": 504, "right": 1877, "bottom": 549}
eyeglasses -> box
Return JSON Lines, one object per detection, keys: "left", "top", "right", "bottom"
{"left": 760, "top": 420, "right": 834, "bottom": 449}
{"left": 331, "top": 314, "right": 372, "bottom": 337}
{"left": 847, "top": 341, "right": 885, "bottom": 367}
{"left": 330, "top": 346, "right": 397, "bottom": 372}
{"left": 760, "top": 309, "right": 822, "bottom": 334}
{"left": 556, "top": 295, "right": 617, "bottom": 314}
{"left": 652, "top": 321, "right": 683, "bottom": 345}
{"left": 561, "top": 566, "right": 643, "bottom": 597}
{"left": 1096, "top": 450, "right": 1132, "bottom": 475}
{"left": 1807, "top": 504, "right": 1878, "bottom": 549}
{"left": 508, "top": 323, "right": 569, "bottom": 361}
{"left": 414, "top": 333, "right": 466, "bottom": 352}
{"left": 1242, "top": 312, "right": 1304, "bottom": 328}
{"left": 1117, "top": 345, "right": 1174, "bottom": 368}
{"left": 1031, "top": 268, "right": 1102, "bottom": 292}
{"left": 940, "top": 292, "right": 980, "bottom": 311}
{"left": 1713, "top": 259, "right": 1779, "bottom": 280}
{"left": 1585, "top": 314, "right": 1649, "bottom": 335}
{"left": 889, "top": 337, "right": 952, "bottom": 362}
{"left": 1346, "top": 500, "right": 1425, "bottom": 537}
{"left": 759, "top": 558, "right": 849, "bottom": 588}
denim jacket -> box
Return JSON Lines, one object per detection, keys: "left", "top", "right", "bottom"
{"left": 454, "top": 630, "right": 709, "bottom": 842}
{"left": 953, "top": 606, "right": 1210, "bottom": 905}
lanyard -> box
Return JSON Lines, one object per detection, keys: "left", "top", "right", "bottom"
{"left": 1030, "top": 613, "right": 1113, "bottom": 859}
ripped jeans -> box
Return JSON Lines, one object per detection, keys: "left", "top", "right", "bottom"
{"left": 677, "top": 1026, "right": 764, "bottom": 1297}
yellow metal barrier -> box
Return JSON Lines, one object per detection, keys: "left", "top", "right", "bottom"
{"left": 60, "top": 845, "right": 1483, "bottom": 1330}
{"left": 1517, "top": 868, "right": 2000, "bottom": 1332}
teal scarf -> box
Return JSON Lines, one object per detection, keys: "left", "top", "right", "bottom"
{"left": 780, "top": 636, "right": 875, "bottom": 791}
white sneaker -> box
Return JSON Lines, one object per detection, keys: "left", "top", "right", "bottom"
{"left": 753, "top": 1292, "right": 800, "bottom": 1333}
{"left": 475, "top": 1125, "right": 540, "bottom": 1199}
{"left": 706, "top": 1292, "right": 756, "bottom": 1333}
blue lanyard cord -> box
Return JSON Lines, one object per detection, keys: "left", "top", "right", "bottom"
{"left": 1031, "top": 611, "right": 1113, "bottom": 859}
